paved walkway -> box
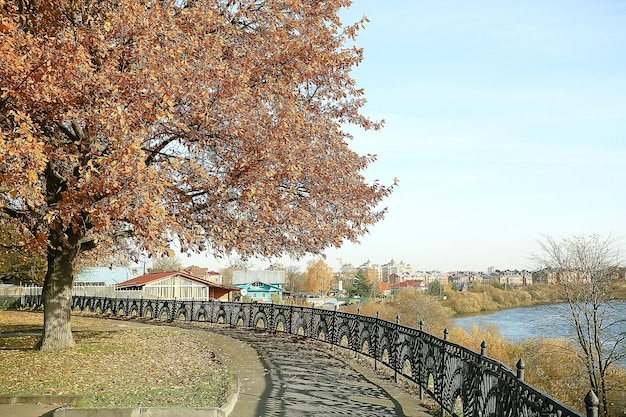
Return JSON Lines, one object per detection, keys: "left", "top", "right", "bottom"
{"left": 1, "top": 321, "right": 432, "bottom": 417}
{"left": 207, "top": 326, "right": 431, "bottom": 417}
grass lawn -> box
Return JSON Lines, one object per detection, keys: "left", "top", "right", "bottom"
{"left": 0, "top": 310, "right": 235, "bottom": 408}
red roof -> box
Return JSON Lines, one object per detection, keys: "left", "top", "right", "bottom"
{"left": 377, "top": 282, "right": 391, "bottom": 291}
{"left": 115, "top": 271, "right": 235, "bottom": 291}
{"left": 391, "top": 279, "right": 426, "bottom": 289}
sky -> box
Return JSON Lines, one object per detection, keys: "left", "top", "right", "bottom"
{"left": 187, "top": 1, "right": 626, "bottom": 274}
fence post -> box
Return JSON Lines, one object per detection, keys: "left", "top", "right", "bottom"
{"left": 374, "top": 311, "right": 379, "bottom": 371}
{"left": 516, "top": 359, "right": 525, "bottom": 381}
{"left": 331, "top": 305, "right": 338, "bottom": 348}
{"left": 355, "top": 306, "right": 361, "bottom": 359}
{"left": 395, "top": 315, "right": 400, "bottom": 383}
{"left": 441, "top": 328, "right": 449, "bottom": 417}
{"left": 585, "top": 390, "right": 598, "bottom": 417}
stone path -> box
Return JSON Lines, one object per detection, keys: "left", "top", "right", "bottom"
{"left": 211, "top": 327, "right": 431, "bottom": 417}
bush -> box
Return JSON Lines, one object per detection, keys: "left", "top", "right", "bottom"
{"left": 443, "top": 292, "right": 483, "bottom": 314}
{"left": 443, "top": 284, "right": 567, "bottom": 315}
{"left": 0, "top": 297, "right": 19, "bottom": 310}
{"left": 387, "top": 288, "right": 451, "bottom": 333}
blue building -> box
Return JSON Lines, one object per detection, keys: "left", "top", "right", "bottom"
{"left": 233, "top": 270, "right": 286, "bottom": 303}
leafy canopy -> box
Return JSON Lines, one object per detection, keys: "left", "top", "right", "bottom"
{"left": 304, "top": 259, "right": 333, "bottom": 295}
{"left": 0, "top": 0, "right": 394, "bottom": 263}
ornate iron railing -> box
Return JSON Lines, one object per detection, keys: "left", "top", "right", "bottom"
{"left": 21, "top": 295, "right": 598, "bottom": 417}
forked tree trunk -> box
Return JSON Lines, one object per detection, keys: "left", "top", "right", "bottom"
{"left": 39, "top": 241, "right": 80, "bottom": 351}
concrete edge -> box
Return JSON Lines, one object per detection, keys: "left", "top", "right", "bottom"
{"left": 0, "top": 395, "right": 83, "bottom": 405}
{"left": 52, "top": 405, "right": 230, "bottom": 417}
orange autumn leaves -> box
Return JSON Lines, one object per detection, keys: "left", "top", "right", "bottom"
{"left": 0, "top": 0, "right": 394, "bottom": 261}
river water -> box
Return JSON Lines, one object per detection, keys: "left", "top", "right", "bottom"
{"left": 453, "top": 301, "right": 626, "bottom": 343}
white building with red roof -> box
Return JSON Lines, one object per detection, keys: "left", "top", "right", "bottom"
{"left": 115, "top": 271, "right": 236, "bottom": 301}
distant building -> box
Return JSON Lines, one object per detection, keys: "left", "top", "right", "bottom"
{"left": 496, "top": 270, "right": 532, "bottom": 287}
{"left": 237, "top": 282, "right": 285, "bottom": 303}
{"left": 377, "top": 281, "right": 391, "bottom": 297}
{"left": 411, "top": 271, "right": 449, "bottom": 287}
{"left": 333, "top": 263, "right": 358, "bottom": 294}
{"left": 391, "top": 279, "right": 427, "bottom": 294}
{"left": 233, "top": 270, "right": 286, "bottom": 303}
{"left": 183, "top": 265, "right": 208, "bottom": 279}
{"left": 182, "top": 265, "right": 221, "bottom": 284}
{"left": 357, "top": 260, "right": 382, "bottom": 282}
{"left": 115, "top": 271, "right": 236, "bottom": 301}
{"left": 382, "top": 259, "right": 412, "bottom": 283}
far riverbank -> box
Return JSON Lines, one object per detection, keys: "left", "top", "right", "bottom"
{"left": 442, "top": 282, "right": 626, "bottom": 317}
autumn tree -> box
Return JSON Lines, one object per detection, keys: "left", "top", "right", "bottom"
{"left": 366, "top": 268, "right": 379, "bottom": 297}
{"left": 532, "top": 235, "right": 626, "bottom": 417}
{"left": 388, "top": 287, "right": 451, "bottom": 333}
{"left": 0, "top": 0, "right": 393, "bottom": 350}
{"left": 304, "top": 259, "right": 334, "bottom": 295}
{"left": 0, "top": 216, "right": 46, "bottom": 284}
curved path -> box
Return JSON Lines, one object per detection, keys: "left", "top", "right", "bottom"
{"left": 203, "top": 326, "right": 431, "bottom": 417}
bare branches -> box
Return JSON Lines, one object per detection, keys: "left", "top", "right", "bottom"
{"left": 533, "top": 234, "right": 624, "bottom": 417}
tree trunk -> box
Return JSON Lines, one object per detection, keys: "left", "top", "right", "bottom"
{"left": 38, "top": 239, "right": 80, "bottom": 351}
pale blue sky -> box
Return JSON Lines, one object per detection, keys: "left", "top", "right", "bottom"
{"left": 189, "top": 1, "right": 626, "bottom": 273}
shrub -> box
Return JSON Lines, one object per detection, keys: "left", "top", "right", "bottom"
{"left": 449, "top": 323, "right": 626, "bottom": 413}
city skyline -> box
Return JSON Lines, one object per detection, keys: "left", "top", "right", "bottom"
{"left": 184, "top": 1, "right": 626, "bottom": 274}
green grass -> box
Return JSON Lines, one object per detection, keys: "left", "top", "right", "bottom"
{"left": 0, "top": 311, "right": 236, "bottom": 409}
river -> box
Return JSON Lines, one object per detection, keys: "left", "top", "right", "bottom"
{"left": 453, "top": 301, "right": 626, "bottom": 343}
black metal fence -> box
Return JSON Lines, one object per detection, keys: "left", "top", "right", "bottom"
{"left": 21, "top": 294, "right": 599, "bottom": 417}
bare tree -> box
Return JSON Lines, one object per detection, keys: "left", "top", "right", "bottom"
{"left": 148, "top": 256, "right": 182, "bottom": 273}
{"left": 220, "top": 257, "right": 254, "bottom": 285}
{"left": 532, "top": 234, "right": 626, "bottom": 417}
{"left": 284, "top": 265, "right": 304, "bottom": 293}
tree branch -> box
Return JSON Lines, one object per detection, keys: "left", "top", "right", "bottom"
{"left": 56, "top": 122, "right": 78, "bottom": 141}
{"left": 144, "top": 136, "right": 180, "bottom": 166}
{"left": 79, "top": 229, "right": 135, "bottom": 252}
{"left": 0, "top": 204, "right": 27, "bottom": 220}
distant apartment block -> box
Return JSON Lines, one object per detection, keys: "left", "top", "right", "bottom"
{"left": 496, "top": 270, "right": 532, "bottom": 287}
{"left": 411, "top": 271, "right": 449, "bottom": 286}
{"left": 357, "top": 260, "right": 383, "bottom": 282}
{"left": 183, "top": 265, "right": 222, "bottom": 284}
{"left": 381, "top": 259, "right": 412, "bottom": 283}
